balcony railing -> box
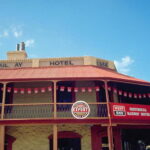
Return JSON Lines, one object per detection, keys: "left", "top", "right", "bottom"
{"left": 0, "top": 102, "right": 108, "bottom": 120}
{"left": 56, "top": 103, "right": 108, "bottom": 118}
{"left": 4, "top": 103, "right": 54, "bottom": 119}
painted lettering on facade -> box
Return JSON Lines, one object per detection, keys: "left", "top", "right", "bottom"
{"left": 0, "top": 63, "right": 9, "bottom": 68}
{"left": 97, "top": 61, "right": 108, "bottom": 68}
{"left": 0, "top": 59, "right": 113, "bottom": 69}
{"left": 0, "top": 62, "right": 25, "bottom": 68}
{"left": 49, "top": 60, "right": 74, "bottom": 66}
{"left": 14, "top": 62, "right": 23, "bottom": 67}
{"left": 111, "top": 103, "right": 150, "bottom": 120}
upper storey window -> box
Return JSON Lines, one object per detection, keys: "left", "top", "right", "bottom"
{"left": 57, "top": 81, "right": 75, "bottom": 103}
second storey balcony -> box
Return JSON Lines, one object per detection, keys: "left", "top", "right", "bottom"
{"left": 3, "top": 102, "right": 108, "bottom": 119}
{"left": 0, "top": 80, "right": 108, "bottom": 122}
{"left": 0, "top": 78, "right": 150, "bottom": 124}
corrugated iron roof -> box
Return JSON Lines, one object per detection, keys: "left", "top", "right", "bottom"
{"left": 0, "top": 65, "right": 149, "bottom": 85}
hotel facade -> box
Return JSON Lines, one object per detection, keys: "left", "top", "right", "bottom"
{"left": 0, "top": 43, "right": 150, "bottom": 150}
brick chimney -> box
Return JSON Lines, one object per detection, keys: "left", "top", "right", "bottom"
{"left": 7, "top": 42, "right": 28, "bottom": 60}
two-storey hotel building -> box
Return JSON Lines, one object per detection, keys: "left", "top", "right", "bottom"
{"left": 0, "top": 42, "right": 150, "bottom": 150}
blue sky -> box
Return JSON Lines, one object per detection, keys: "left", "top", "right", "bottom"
{"left": 0, "top": 0, "right": 150, "bottom": 81}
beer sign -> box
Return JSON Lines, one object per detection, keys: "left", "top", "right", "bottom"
{"left": 71, "top": 101, "right": 90, "bottom": 119}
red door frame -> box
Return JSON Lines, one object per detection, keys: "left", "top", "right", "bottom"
{"left": 5, "top": 134, "right": 16, "bottom": 150}
{"left": 48, "top": 131, "right": 82, "bottom": 139}
{"left": 91, "top": 126, "right": 122, "bottom": 150}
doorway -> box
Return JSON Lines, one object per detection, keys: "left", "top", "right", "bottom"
{"left": 122, "top": 129, "right": 150, "bottom": 150}
{"left": 49, "top": 131, "right": 82, "bottom": 150}
{"left": 50, "top": 138, "right": 81, "bottom": 150}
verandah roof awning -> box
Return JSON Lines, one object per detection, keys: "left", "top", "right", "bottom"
{"left": 0, "top": 65, "right": 149, "bottom": 85}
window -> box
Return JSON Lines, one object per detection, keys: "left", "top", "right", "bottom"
{"left": 95, "top": 82, "right": 106, "bottom": 102}
{"left": 102, "top": 137, "right": 109, "bottom": 150}
{"left": 57, "top": 82, "right": 75, "bottom": 111}
{"left": 57, "top": 82, "right": 75, "bottom": 103}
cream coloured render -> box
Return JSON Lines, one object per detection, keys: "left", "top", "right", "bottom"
{"left": 6, "top": 124, "right": 92, "bottom": 150}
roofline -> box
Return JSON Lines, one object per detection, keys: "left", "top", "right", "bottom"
{"left": 0, "top": 77, "right": 150, "bottom": 87}
{"left": 0, "top": 64, "right": 115, "bottom": 70}
{"left": 0, "top": 65, "right": 149, "bottom": 86}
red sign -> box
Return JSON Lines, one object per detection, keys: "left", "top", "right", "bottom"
{"left": 110, "top": 103, "right": 150, "bottom": 120}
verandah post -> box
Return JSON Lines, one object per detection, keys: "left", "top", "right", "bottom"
{"left": 1, "top": 82, "right": 7, "bottom": 119}
{"left": 53, "top": 81, "right": 57, "bottom": 118}
{"left": 104, "top": 81, "right": 114, "bottom": 150}
{"left": 53, "top": 81, "right": 58, "bottom": 150}
{"left": 53, "top": 124, "right": 58, "bottom": 150}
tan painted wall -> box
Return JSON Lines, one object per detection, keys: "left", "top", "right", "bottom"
{"left": 74, "top": 81, "right": 98, "bottom": 117}
{"left": 7, "top": 51, "right": 27, "bottom": 60}
{"left": 6, "top": 124, "right": 92, "bottom": 150}
{"left": 12, "top": 81, "right": 97, "bottom": 104}
{"left": 75, "top": 81, "right": 96, "bottom": 102}
{"left": 13, "top": 82, "right": 53, "bottom": 104}
{"left": 7, "top": 81, "right": 98, "bottom": 118}
{"left": 3, "top": 51, "right": 117, "bottom": 70}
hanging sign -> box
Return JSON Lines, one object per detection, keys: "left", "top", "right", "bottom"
{"left": 71, "top": 101, "right": 90, "bottom": 119}
{"left": 110, "top": 103, "right": 150, "bottom": 120}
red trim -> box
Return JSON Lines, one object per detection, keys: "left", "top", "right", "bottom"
{"left": 91, "top": 126, "right": 123, "bottom": 150}
{"left": 113, "top": 128, "right": 122, "bottom": 150}
{"left": 118, "top": 125, "right": 150, "bottom": 129}
{"left": 98, "top": 127, "right": 122, "bottom": 150}
{"left": 91, "top": 126, "right": 101, "bottom": 150}
{"left": 5, "top": 135, "right": 16, "bottom": 150}
{"left": 48, "top": 131, "right": 82, "bottom": 139}
{"left": 110, "top": 102, "right": 150, "bottom": 121}
{"left": 0, "top": 119, "right": 109, "bottom": 125}
{"left": 1, "top": 118, "right": 150, "bottom": 125}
